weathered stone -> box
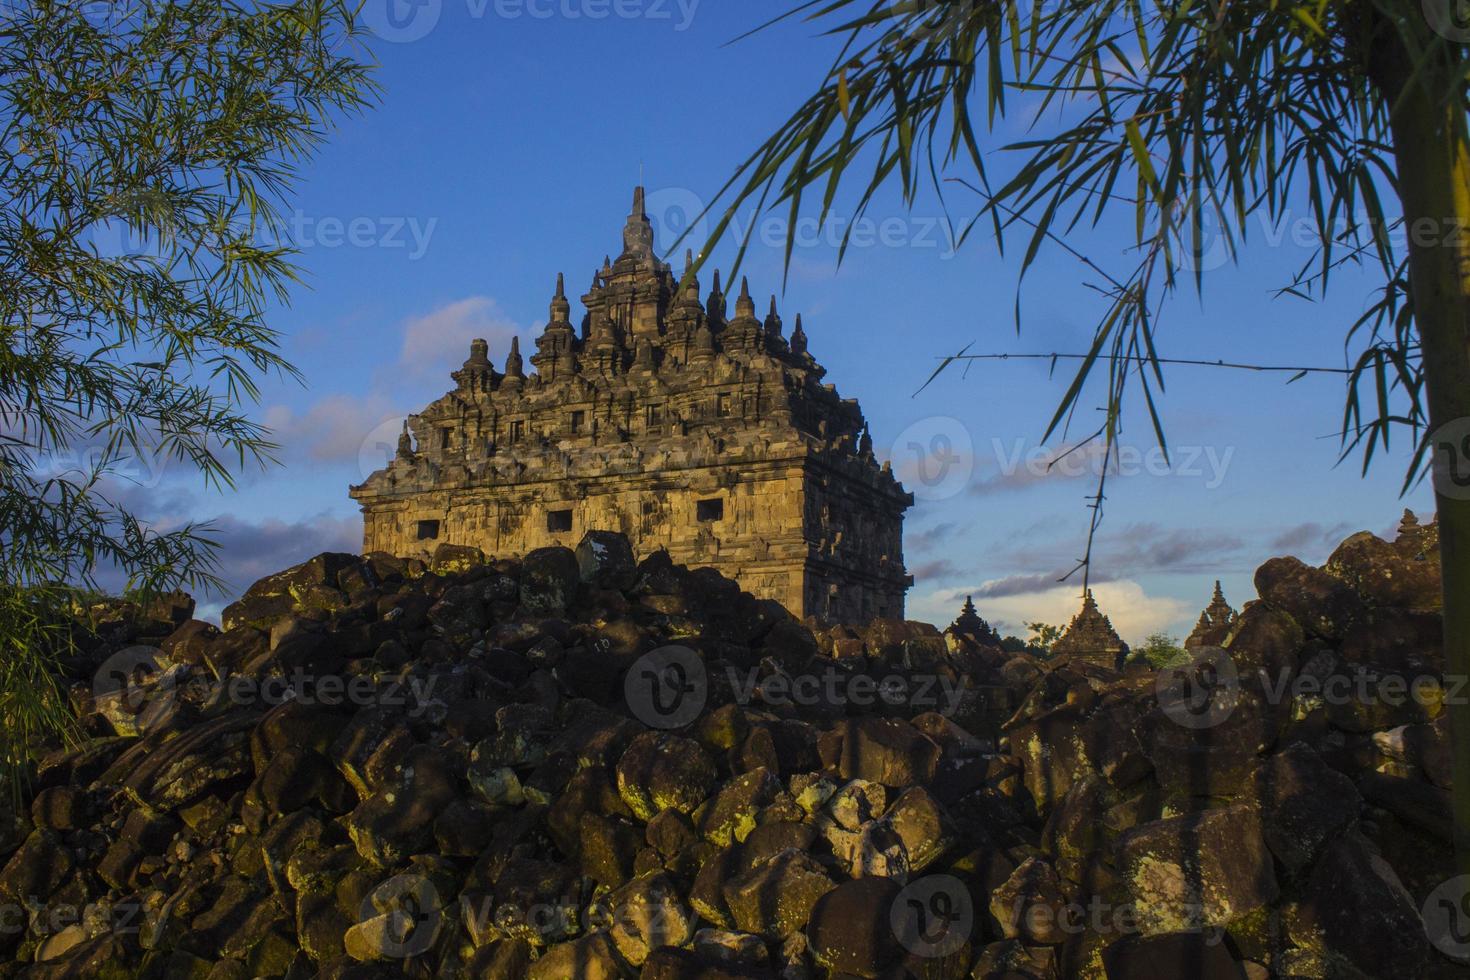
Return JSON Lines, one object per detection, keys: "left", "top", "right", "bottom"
{"left": 1325, "top": 528, "right": 1441, "bottom": 611}
{"left": 1117, "top": 805, "right": 1278, "bottom": 935}
{"left": 344, "top": 747, "right": 457, "bottom": 867}
{"left": 722, "top": 848, "right": 834, "bottom": 938}
{"left": 990, "top": 856, "right": 1069, "bottom": 945}
{"left": 528, "top": 931, "right": 622, "bottom": 980}
{"left": 616, "top": 731, "right": 717, "bottom": 822}
{"left": 580, "top": 812, "right": 643, "bottom": 888}
{"left": 429, "top": 542, "right": 484, "bottom": 574}
{"left": 642, "top": 947, "right": 771, "bottom": 979}
{"left": 519, "top": 547, "right": 582, "bottom": 616}
{"left": 1254, "top": 556, "right": 1365, "bottom": 640}
{"left": 1040, "top": 774, "right": 1106, "bottom": 869}
{"left": 108, "top": 709, "right": 259, "bottom": 811}
{"left": 1289, "top": 831, "right": 1431, "bottom": 977}
{"left": 0, "top": 830, "right": 73, "bottom": 901}
{"left": 1222, "top": 602, "right": 1303, "bottom": 679}
{"left": 463, "top": 939, "right": 534, "bottom": 979}
{"left": 807, "top": 876, "right": 905, "bottom": 978}
{"left": 575, "top": 530, "right": 639, "bottom": 591}
{"left": 256, "top": 746, "right": 353, "bottom": 815}
{"left": 1101, "top": 932, "right": 1247, "bottom": 979}
{"left": 693, "top": 768, "right": 779, "bottom": 846}
{"left": 839, "top": 717, "right": 940, "bottom": 787}
{"left": 1243, "top": 743, "right": 1360, "bottom": 871}
{"left": 30, "top": 787, "right": 90, "bottom": 832}
{"left": 884, "top": 787, "right": 952, "bottom": 874}
{"left": 1359, "top": 771, "right": 1454, "bottom": 842}
{"left": 600, "top": 871, "right": 695, "bottom": 966}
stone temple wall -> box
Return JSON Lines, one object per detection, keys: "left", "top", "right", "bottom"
{"left": 351, "top": 188, "right": 912, "bottom": 622}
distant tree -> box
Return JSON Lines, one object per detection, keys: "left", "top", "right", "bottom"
{"left": 707, "top": 0, "right": 1470, "bottom": 871}
{"left": 0, "top": 0, "right": 375, "bottom": 784}
{"left": 1025, "top": 621, "right": 1063, "bottom": 655}
{"left": 999, "top": 634, "right": 1028, "bottom": 654}
{"left": 1134, "top": 632, "right": 1189, "bottom": 669}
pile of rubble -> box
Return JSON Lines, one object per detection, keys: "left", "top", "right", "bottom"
{"left": 0, "top": 518, "right": 1461, "bottom": 979}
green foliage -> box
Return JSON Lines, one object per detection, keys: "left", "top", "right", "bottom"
{"left": 0, "top": 585, "right": 80, "bottom": 804}
{"left": 699, "top": 0, "right": 1467, "bottom": 496}
{"left": 1025, "top": 621, "right": 1062, "bottom": 655}
{"left": 0, "top": 0, "right": 375, "bottom": 782}
{"left": 1136, "top": 631, "right": 1189, "bottom": 668}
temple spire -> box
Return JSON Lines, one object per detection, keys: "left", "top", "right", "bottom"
{"left": 1050, "top": 589, "right": 1128, "bottom": 671}
{"left": 549, "top": 272, "right": 571, "bottom": 325}
{"left": 621, "top": 185, "right": 655, "bottom": 259}
{"left": 706, "top": 269, "right": 726, "bottom": 324}
{"left": 764, "top": 295, "right": 783, "bottom": 338}
{"left": 791, "top": 313, "right": 808, "bottom": 355}
{"left": 504, "top": 336, "right": 524, "bottom": 379}
{"left": 1185, "top": 580, "right": 1237, "bottom": 649}
{"left": 682, "top": 249, "right": 701, "bottom": 298}
{"left": 950, "top": 594, "right": 1000, "bottom": 646}
{"left": 735, "top": 277, "right": 755, "bottom": 319}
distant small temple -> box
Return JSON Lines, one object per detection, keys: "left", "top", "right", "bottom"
{"left": 350, "top": 188, "right": 913, "bottom": 623}
{"left": 1051, "top": 589, "right": 1129, "bottom": 670}
{"left": 948, "top": 595, "right": 1001, "bottom": 647}
{"left": 1185, "top": 580, "right": 1237, "bottom": 648}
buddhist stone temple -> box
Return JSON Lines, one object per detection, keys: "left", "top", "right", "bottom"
{"left": 1184, "top": 580, "right": 1238, "bottom": 648}
{"left": 350, "top": 188, "right": 913, "bottom": 623}
{"left": 1050, "top": 589, "right": 1129, "bottom": 670}
{"left": 948, "top": 595, "right": 1000, "bottom": 647}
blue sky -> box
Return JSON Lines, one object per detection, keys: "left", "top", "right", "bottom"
{"left": 132, "top": 1, "right": 1434, "bottom": 641}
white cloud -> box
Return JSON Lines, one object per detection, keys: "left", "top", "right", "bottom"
{"left": 910, "top": 578, "right": 1195, "bottom": 646}
{"left": 397, "top": 296, "right": 522, "bottom": 383}
{"left": 262, "top": 296, "right": 529, "bottom": 465}
{"left": 263, "top": 392, "right": 398, "bottom": 465}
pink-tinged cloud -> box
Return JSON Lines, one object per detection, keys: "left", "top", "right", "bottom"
{"left": 263, "top": 296, "right": 530, "bottom": 465}
{"left": 396, "top": 296, "right": 522, "bottom": 383}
